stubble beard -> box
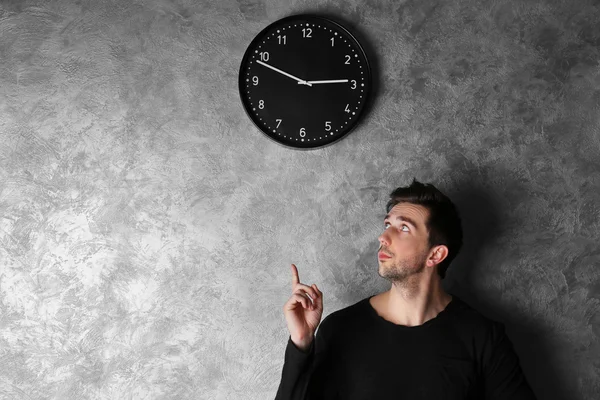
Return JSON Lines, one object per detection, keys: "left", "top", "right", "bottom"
{"left": 378, "top": 251, "right": 429, "bottom": 286}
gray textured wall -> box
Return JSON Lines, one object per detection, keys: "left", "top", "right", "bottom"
{"left": 0, "top": 0, "right": 599, "bottom": 399}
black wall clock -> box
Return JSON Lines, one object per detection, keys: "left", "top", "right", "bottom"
{"left": 239, "top": 14, "right": 372, "bottom": 150}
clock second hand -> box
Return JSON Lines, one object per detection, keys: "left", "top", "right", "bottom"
{"left": 303, "top": 79, "right": 349, "bottom": 85}
{"left": 255, "top": 60, "right": 311, "bottom": 86}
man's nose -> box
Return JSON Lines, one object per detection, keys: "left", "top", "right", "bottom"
{"left": 378, "top": 233, "right": 389, "bottom": 247}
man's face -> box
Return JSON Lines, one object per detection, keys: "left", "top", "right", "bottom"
{"left": 377, "top": 202, "right": 433, "bottom": 283}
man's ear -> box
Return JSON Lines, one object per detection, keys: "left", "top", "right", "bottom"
{"left": 427, "top": 245, "right": 449, "bottom": 267}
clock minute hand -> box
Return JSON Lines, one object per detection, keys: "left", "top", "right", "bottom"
{"left": 256, "top": 60, "right": 311, "bottom": 86}
{"left": 304, "top": 79, "right": 349, "bottom": 84}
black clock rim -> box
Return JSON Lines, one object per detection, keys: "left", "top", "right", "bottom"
{"left": 238, "top": 13, "right": 372, "bottom": 150}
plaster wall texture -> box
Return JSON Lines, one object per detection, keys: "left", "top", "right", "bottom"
{"left": 0, "top": 0, "right": 599, "bottom": 399}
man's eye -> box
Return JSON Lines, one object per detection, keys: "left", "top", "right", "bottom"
{"left": 384, "top": 223, "right": 409, "bottom": 231}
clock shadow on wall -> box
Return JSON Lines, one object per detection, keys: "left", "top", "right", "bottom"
{"left": 239, "top": 13, "right": 380, "bottom": 151}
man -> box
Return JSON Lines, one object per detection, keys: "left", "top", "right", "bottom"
{"left": 275, "top": 178, "right": 537, "bottom": 399}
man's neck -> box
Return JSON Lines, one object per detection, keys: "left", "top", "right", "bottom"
{"left": 382, "top": 277, "right": 452, "bottom": 327}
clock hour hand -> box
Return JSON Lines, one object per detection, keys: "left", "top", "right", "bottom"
{"left": 303, "top": 79, "right": 349, "bottom": 85}
{"left": 256, "top": 60, "right": 311, "bottom": 86}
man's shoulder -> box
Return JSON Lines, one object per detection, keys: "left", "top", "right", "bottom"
{"left": 446, "top": 295, "right": 503, "bottom": 337}
{"left": 316, "top": 295, "right": 371, "bottom": 330}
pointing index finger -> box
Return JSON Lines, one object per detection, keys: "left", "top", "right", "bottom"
{"left": 291, "top": 263, "right": 299, "bottom": 287}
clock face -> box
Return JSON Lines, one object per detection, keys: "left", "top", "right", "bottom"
{"left": 239, "top": 15, "right": 371, "bottom": 149}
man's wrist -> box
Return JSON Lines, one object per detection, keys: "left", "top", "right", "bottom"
{"left": 291, "top": 334, "right": 314, "bottom": 353}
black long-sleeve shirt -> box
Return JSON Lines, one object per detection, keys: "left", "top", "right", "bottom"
{"left": 275, "top": 294, "right": 537, "bottom": 399}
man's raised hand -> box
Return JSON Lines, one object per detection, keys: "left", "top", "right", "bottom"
{"left": 282, "top": 263, "right": 323, "bottom": 352}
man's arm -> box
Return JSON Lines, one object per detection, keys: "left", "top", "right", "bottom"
{"left": 482, "top": 321, "right": 537, "bottom": 400}
{"left": 275, "top": 317, "right": 338, "bottom": 400}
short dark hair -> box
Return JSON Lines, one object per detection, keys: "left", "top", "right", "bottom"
{"left": 386, "top": 178, "right": 463, "bottom": 279}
